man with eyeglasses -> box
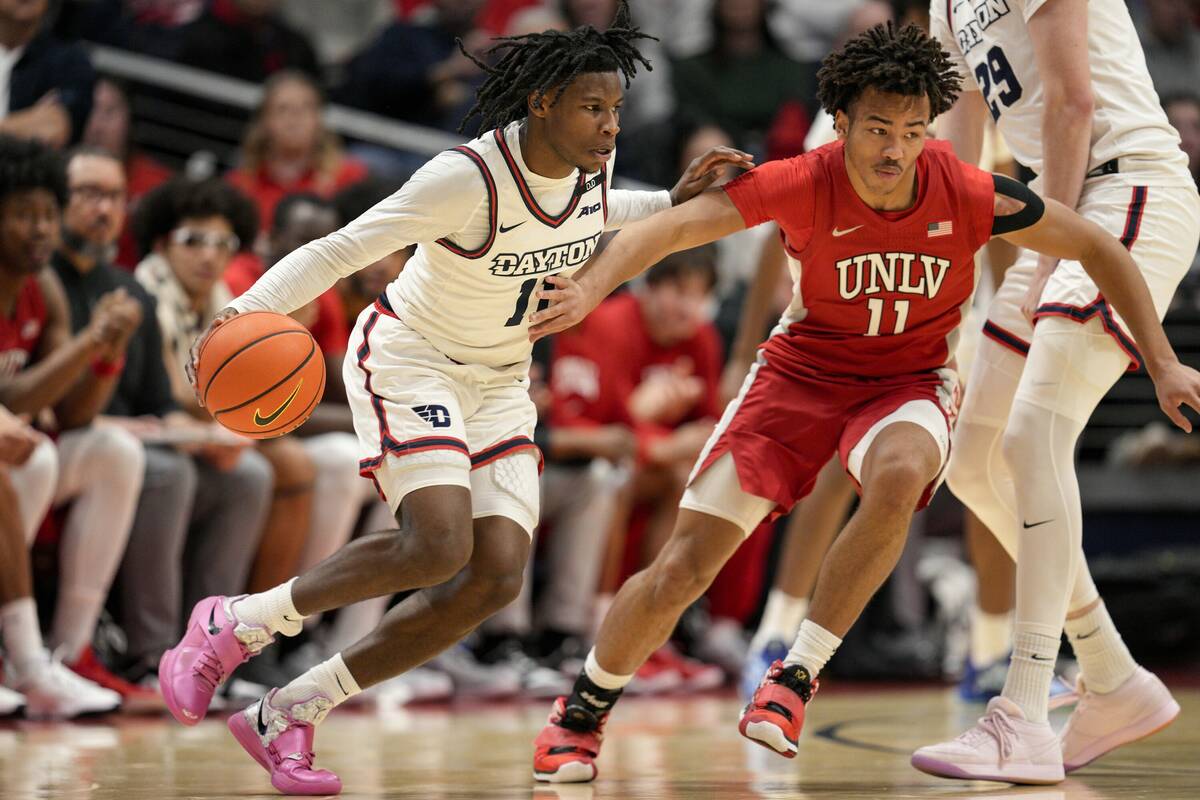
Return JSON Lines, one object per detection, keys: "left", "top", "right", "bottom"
{"left": 52, "top": 148, "right": 273, "bottom": 698}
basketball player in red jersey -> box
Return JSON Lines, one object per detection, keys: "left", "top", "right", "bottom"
{"left": 527, "top": 23, "right": 1200, "bottom": 782}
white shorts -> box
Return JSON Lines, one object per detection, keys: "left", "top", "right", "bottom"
{"left": 344, "top": 300, "right": 541, "bottom": 535}
{"left": 983, "top": 179, "right": 1200, "bottom": 366}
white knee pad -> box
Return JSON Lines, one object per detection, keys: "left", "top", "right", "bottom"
{"left": 470, "top": 452, "right": 540, "bottom": 537}
{"left": 1015, "top": 317, "right": 1129, "bottom": 425}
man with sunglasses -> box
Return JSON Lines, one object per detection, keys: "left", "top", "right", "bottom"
{"left": 53, "top": 148, "right": 272, "bottom": 697}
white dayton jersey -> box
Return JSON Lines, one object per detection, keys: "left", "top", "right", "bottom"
{"left": 229, "top": 119, "right": 671, "bottom": 368}
{"left": 931, "top": 0, "right": 1192, "bottom": 184}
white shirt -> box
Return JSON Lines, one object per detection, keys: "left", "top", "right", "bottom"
{"left": 931, "top": 0, "right": 1193, "bottom": 184}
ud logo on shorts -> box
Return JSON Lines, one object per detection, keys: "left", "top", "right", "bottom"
{"left": 413, "top": 404, "right": 452, "bottom": 428}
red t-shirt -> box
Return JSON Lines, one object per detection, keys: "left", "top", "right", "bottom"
{"left": 723, "top": 139, "right": 995, "bottom": 383}
{"left": 550, "top": 292, "right": 722, "bottom": 449}
{"left": 0, "top": 276, "right": 46, "bottom": 379}
{"left": 224, "top": 255, "right": 350, "bottom": 356}
{"left": 227, "top": 158, "right": 368, "bottom": 233}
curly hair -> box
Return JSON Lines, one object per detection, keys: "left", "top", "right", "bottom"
{"left": 458, "top": 0, "right": 655, "bottom": 133}
{"left": 0, "top": 134, "right": 67, "bottom": 207}
{"left": 817, "top": 22, "right": 960, "bottom": 121}
{"left": 132, "top": 178, "right": 259, "bottom": 257}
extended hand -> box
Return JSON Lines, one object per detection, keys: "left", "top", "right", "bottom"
{"left": 528, "top": 274, "right": 597, "bottom": 341}
{"left": 1153, "top": 360, "right": 1200, "bottom": 433}
{"left": 187, "top": 308, "right": 239, "bottom": 405}
{"left": 670, "top": 146, "right": 756, "bottom": 206}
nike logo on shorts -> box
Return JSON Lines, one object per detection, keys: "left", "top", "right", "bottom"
{"left": 1022, "top": 518, "right": 1054, "bottom": 529}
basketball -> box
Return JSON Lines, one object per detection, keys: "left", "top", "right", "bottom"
{"left": 195, "top": 311, "right": 325, "bottom": 439}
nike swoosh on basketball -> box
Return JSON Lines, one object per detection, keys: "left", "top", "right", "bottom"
{"left": 253, "top": 380, "right": 304, "bottom": 427}
{"left": 832, "top": 225, "right": 864, "bottom": 237}
{"left": 499, "top": 221, "right": 526, "bottom": 233}
{"left": 1022, "top": 518, "right": 1054, "bottom": 529}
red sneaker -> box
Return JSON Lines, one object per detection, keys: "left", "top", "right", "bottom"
{"left": 738, "top": 660, "right": 819, "bottom": 758}
{"left": 68, "top": 646, "right": 164, "bottom": 714}
{"left": 532, "top": 696, "right": 608, "bottom": 783}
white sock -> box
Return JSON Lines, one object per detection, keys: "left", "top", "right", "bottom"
{"left": 1002, "top": 626, "right": 1058, "bottom": 723}
{"left": 750, "top": 590, "right": 809, "bottom": 651}
{"left": 970, "top": 606, "right": 1012, "bottom": 666}
{"left": 784, "top": 619, "right": 842, "bottom": 678}
{"left": 233, "top": 578, "right": 305, "bottom": 637}
{"left": 1064, "top": 600, "right": 1137, "bottom": 694}
{"left": 584, "top": 649, "right": 633, "bottom": 691}
{"left": 273, "top": 653, "right": 362, "bottom": 718}
{"left": 0, "top": 598, "right": 45, "bottom": 673}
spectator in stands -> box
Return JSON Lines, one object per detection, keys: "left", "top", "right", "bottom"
{"left": 551, "top": 246, "right": 726, "bottom": 691}
{"left": 1136, "top": 0, "right": 1200, "bottom": 99}
{"left": 54, "top": 0, "right": 203, "bottom": 61}
{"left": 131, "top": 180, "right": 317, "bottom": 679}
{"left": 53, "top": 148, "right": 270, "bottom": 689}
{"left": 0, "top": 134, "right": 143, "bottom": 709}
{"left": 82, "top": 78, "right": 174, "bottom": 268}
{"left": 177, "top": 0, "right": 320, "bottom": 84}
{"left": 0, "top": 404, "right": 122, "bottom": 718}
{"left": 670, "top": 0, "right": 815, "bottom": 156}
{"left": 0, "top": 0, "right": 96, "bottom": 148}
{"left": 228, "top": 71, "right": 368, "bottom": 236}
{"left": 337, "top": 0, "right": 487, "bottom": 132}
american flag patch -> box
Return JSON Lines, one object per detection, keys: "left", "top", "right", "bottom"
{"left": 927, "top": 220, "right": 953, "bottom": 238}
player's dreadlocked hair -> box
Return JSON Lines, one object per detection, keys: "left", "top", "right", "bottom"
{"left": 458, "top": 0, "right": 655, "bottom": 133}
{"left": 817, "top": 22, "right": 960, "bottom": 121}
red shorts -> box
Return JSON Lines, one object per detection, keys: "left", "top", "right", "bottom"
{"left": 690, "top": 355, "right": 958, "bottom": 521}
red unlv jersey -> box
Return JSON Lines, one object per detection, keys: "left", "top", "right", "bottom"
{"left": 0, "top": 276, "right": 46, "bottom": 379}
{"left": 723, "top": 139, "right": 995, "bottom": 383}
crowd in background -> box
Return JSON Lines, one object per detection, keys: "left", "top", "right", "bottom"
{"left": 0, "top": 0, "right": 1198, "bottom": 720}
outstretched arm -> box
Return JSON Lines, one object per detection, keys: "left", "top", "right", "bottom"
{"left": 528, "top": 188, "right": 747, "bottom": 339}
{"left": 996, "top": 185, "right": 1200, "bottom": 430}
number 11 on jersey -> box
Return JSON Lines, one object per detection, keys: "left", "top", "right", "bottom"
{"left": 865, "top": 298, "right": 910, "bottom": 336}
{"left": 505, "top": 277, "right": 551, "bottom": 327}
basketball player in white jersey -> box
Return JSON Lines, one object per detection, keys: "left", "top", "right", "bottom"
{"left": 912, "top": 0, "right": 1200, "bottom": 783}
{"left": 154, "top": 4, "right": 753, "bottom": 794}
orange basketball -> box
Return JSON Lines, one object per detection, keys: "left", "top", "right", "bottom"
{"left": 195, "top": 311, "right": 325, "bottom": 439}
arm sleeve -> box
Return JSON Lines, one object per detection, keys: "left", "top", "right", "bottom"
{"left": 228, "top": 151, "right": 486, "bottom": 315}
{"left": 990, "top": 173, "right": 1045, "bottom": 236}
{"left": 929, "top": 0, "right": 982, "bottom": 93}
{"left": 721, "top": 156, "right": 814, "bottom": 231}
{"left": 603, "top": 189, "right": 673, "bottom": 230}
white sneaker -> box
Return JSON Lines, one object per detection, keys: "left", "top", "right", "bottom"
{"left": 912, "top": 696, "right": 1065, "bottom": 784}
{"left": 1061, "top": 666, "right": 1180, "bottom": 772}
{"left": 8, "top": 653, "right": 121, "bottom": 720}
{"left": 0, "top": 684, "right": 25, "bottom": 717}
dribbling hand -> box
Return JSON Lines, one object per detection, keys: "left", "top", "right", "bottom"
{"left": 528, "top": 274, "right": 597, "bottom": 341}
{"left": 188, "top": 307, "right": 239, "bottom": 406}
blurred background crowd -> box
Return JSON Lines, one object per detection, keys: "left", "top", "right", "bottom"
{"left": 0, "top": 0, "right": 1197, "bottom": 721}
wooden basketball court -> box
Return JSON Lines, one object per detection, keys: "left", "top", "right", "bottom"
{"left": 1, "top": 683, "right": 1196, "bottom": 799}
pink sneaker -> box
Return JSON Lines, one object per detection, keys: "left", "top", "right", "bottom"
{"left": 228, "top": 690, "right": 342, "bottom": 796}
{"left": 911, "top": 697, "right": 1064, "bottom": 784}
{"left": 159, "top": 596, "right": 272, "bottom": 726}
{"left": 1061, "top": 667, "right": 1180, "bottom": 773}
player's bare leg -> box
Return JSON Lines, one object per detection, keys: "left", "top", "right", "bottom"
{"left": 227, "top": 514, "right": 530, "bottom": 795}
{"left": 742, "top": 457, "right": 855, "bottom": 698}
{"left": 158, "top": 484, "right": 476, "bottom": 727}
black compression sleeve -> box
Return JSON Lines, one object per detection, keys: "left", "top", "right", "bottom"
{"left": 991, "top": 173, "right": 1046, "bottom": 235}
